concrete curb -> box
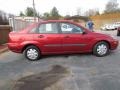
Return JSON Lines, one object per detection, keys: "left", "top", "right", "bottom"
{"left": 0, "top": 47, "right": 9, "bottom": 54}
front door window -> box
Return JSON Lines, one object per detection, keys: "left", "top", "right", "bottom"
{"left": 60, "top": 23, "right": 83, "bottom": 34}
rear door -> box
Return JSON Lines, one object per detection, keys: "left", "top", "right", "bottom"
{"left": 33, "top": 22, "right": 62, "bottom": 54}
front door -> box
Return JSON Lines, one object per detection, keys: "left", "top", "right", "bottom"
{"left": 59, "top": 22, "right": 90, "bottom": 53}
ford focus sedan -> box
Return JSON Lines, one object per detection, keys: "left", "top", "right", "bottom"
{"left": 8, "top": 20, "right": 119, "bottom": 61}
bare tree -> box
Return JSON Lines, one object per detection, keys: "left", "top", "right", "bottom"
{"left": 76, "top": 8, "right": 81, "bottom": 16}
{"left": 104, "top": 0, "right": 119, "bottom": 13}
{"left": 0, "top": 10, "right": 8, "bottom": 25}
{"left": 84, "top": 8, "right": 100, "bottom": 16}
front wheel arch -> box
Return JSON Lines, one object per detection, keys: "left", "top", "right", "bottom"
{"left": 92, "top": 41, "right": 110, "bottom": 57}
{"left": 92, "top": 40, "right": 111, "bottom": 50}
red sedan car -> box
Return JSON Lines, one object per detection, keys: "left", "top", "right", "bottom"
{"left": 8, "top": 20, "right": 119, "bottom": 61}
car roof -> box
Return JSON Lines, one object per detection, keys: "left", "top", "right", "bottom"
{"left": 38, "top": 20, "right": 83, "bottom": 28}
{"left": 38, "top": 20, "right": 75, "bottom": 23}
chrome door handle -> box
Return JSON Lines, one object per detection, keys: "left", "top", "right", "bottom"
{"left": 38, "top": 35, "right": 44, "bottom": 38}
{"left": 64, "top": 36, "right": 70, "bottom": 38}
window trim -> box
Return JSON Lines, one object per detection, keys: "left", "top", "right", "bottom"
{"left": 35, "top": 22, "right": 60, "bottom": 34}
{"left": 28, "top": 22, "right": 85, "bottom": 34}
{"left": 58, "top": 22, "right": 84, "bottom": 34}
{"left": 29, "top": 27, "right": 38, "bottom": 34}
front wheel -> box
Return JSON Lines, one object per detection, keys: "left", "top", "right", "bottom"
{"left": 93, "top": 42, "right": 109, "bottom": 57}
{"left": 24, "top": 46, "right": 41, "bottom": 61}
{"left": 117, "top": 30, "right": 120, "bottom": 36}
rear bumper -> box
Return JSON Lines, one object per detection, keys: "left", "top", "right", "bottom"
{"left": 7, "top": 43, "right": 22, "bottom": 53}
{"left": 110, "top": 40, "right": 119, "bottom": 50}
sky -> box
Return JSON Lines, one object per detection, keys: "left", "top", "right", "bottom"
{"left": 0, "top": 0, "right": 120, "bottom": 16}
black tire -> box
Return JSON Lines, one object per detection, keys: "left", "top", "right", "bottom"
{"left": 117, "top": 30, "right": 120, "bottom": 36}
{"left": 24, "top": 45, "right": 41, "bottom": 61}
{"left": 93, "top": 42, "right": 109, "bottom": 57}
{"left": 106, "top": 29, "right": 108, "bottom": 31}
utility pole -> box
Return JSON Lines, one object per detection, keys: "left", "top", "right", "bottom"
{"left": 33, "top": 0, "right": 36, "bottom": 22}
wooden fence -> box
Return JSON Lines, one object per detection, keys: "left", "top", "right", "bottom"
{"left": 90, "top": 13, "right": 120, "bottom": 30}
{"left": 0, "top": 25, "right": 11, "bottom": 44}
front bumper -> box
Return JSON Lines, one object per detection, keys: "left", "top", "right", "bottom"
{"left": 110, "top": 40, "right": 119, "bottom": 50}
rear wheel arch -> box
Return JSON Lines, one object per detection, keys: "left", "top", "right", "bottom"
{"left": 23, "top": 45, "right": 41, "bottom": 61}
{"left": 22, "top": 44, "right": 41, "bottom": 53}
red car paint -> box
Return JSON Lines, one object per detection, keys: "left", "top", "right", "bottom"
{"left": 8, "top": 20, "right": 119, "bottom": 55}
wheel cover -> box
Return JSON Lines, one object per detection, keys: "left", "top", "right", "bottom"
{"left": 97, "top": 44, "right": 108, "bottom": 55}
{"left": 27, "top": 48, "right": 38, "bottom": 60}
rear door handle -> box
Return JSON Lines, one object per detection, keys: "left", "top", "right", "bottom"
{"left": 64, "top": 36, "right": 70, "bottom": 38}
{"left": 38, "top": 35, "right": 44, "bottom": 38}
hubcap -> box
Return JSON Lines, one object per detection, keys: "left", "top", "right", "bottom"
{"left": 27, "top": 49, "right": 38, "bottom": 60}
{"left": 97, "top": 44, "right": 108, "bottom": 55}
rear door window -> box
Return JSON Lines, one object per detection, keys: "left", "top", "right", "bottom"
{"left": 38, "top": 23, "right": 59, "bottom": 34}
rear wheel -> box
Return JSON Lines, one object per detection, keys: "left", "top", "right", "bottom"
{"left": 24, "top": 45, "right": 41, "bottom": 61}
{"left": 93, "top": 42, "right": 109, "bottom": 57}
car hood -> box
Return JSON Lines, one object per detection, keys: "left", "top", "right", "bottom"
{"left": 92, "top": 32, "right": 114, "bottom": 39}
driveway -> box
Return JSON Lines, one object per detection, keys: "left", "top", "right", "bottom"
{"left": 0, "top": 30, "right": 120, "bottom": 90}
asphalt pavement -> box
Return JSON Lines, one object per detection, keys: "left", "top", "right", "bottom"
{"left": 0, "top": 30, "right": 120, "bottom": 90}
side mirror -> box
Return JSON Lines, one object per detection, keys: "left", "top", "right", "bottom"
{"left": 82, "top": 31, "right": 87, "bottom": 35}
